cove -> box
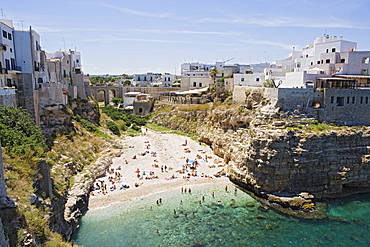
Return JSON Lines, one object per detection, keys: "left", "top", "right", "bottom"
{"left": 73, "top": 183, "right": 370, "bottom": 247}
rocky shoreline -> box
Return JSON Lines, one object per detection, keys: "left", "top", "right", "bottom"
{"left": 150, "top": 98, "right": 370, "bottom": 217}
{"left": 52, "top": 149, "right": 121, "bottom": 240}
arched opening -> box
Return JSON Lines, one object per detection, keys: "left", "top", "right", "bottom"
{"left": 311, "top": 100, "right": 321, "bottom": 108}
{"left": 139, "top": 108, "right": 143, "bottom": 113}
{"left": 109, "top": 89, "right": 116, "bottom": 103}
{"left": 97, "top": 90, "right": 106, "bottom": 106}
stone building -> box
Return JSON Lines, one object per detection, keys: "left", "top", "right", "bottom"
{"left": 133, "top": 94, "right": 154, "bottom": 115}
{"left": 234, "top": 86, "right": 370, "bottom": 126}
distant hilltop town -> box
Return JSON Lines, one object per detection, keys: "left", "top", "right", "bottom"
{"left": 1, "top": 16, "right": 370, "bottom": 125}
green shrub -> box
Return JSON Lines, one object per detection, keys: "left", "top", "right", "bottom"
{"left": 79, "top": 118, "right": 98, "bottom": 132}
{"left": 0, "top": 106, "right": 47, "bottom": 157}
{"left": 106, "top": 121, "right": 120, "bottom": 135}
{"left": 101, "top": 105, "right": 147, "bottom": 126}
{"left": 131, "top": 124, "right": 141, "bottom": 132}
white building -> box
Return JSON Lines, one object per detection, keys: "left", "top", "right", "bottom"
{"left": 233, "top": 73, "right": 264, "bottom": 87}
{"left": 161, "top": 73, "right": 177, "bottom": 87}
{"left": 133, "top": 72, "right": 162, "bottom": 86}
{"left": 0, "top": 19, "right": 17, "bottom": 88}
{"left": 268, "top": 35, "right": 370, "bottom": 88}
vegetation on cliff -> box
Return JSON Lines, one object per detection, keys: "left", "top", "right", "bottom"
{"left": 0, "top": 106, "right": 70, "bottom": 246}
{"left": 0, "top": 98, "right": 151, "bottom": 246}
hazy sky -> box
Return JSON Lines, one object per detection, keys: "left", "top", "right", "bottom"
{"left": 2, "top": 0, "right": 370, "bottom": 75}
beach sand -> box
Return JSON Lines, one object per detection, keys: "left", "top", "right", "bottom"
{"left": 88, "top": 128, "right": 230, "bottom": 209}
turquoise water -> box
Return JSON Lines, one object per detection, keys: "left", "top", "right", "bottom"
{"left": 73, "top": 183, "right": 370, "bottom": 247}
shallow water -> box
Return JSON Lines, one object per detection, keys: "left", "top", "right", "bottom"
{"left": 73, "top": 183, "right": 370, "bottom": 247}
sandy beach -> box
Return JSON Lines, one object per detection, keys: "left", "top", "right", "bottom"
{"left": 88, "top": 128, "right": 231, "bottom": 209}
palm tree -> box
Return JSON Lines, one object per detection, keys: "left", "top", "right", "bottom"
{"left": 210, "top": 67, "right": 218, "bottom": 86}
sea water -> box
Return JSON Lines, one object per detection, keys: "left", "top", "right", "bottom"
{"left": 73, "top": 183, "right": 370, "bottom": 247}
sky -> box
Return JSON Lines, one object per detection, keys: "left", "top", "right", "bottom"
{"left": 1, "top": 0, "right": 370, "bottom": 75}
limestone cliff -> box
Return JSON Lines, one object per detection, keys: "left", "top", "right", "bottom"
{"left": 151, "top": 96, "right": 370, "bottom": 211}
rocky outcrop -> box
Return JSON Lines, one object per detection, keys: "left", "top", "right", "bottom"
{"left": 150, "top": 99, "right": 370, "bottom": 213}
{"left": 53, "top": 149, "right": 121, "bottom": 240}
{"left": 0, "top": 217, "right": 9, "bottom": 247}
{"left": 40, "top": 100, "right": 100, "bottom": 141}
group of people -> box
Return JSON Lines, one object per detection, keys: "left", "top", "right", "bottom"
{"left": 90, "top": 135, "right": 224, "bottom": 198}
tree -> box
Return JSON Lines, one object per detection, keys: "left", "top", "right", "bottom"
{"left": 123, "top": 80, "right": 132, "bottom": 86}
{"left": 111, "top": 97, "right": 123, "bottom": 105}
{"left": 263, "top": 79, "right": 283, "bottom": 88}
{"left": 210, "top": 67, "right": 218, "bottom": 85}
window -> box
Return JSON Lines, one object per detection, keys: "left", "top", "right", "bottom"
{"left": 5, "top": 59, "right": 10, "bottom": 70}
{"left": 362, "top": 69, "right": 369, "bottom": 76}
{"left": 11, "top": 58, "right": 15, "bottom": 70}
{"left": 361, "top": 97, "right": 363, "bottom": 104}
{"left": 193, "top": 82, "right": 196, "bottom": 87}
{"left": 317, "top": 61, "right": 321, "bottom": 64}
{"left": 9, "top": 48, "right": 12, "bottom": 53}
{"left": 139, "top": 108, "right": 143, "bottom": 113}
{"left": 341, "top": 58, "right": 345, "bottom": 63}
{"left": 326, "top": 59, "right": 330, "bottom": 64}
{"left": 310, "top": 62, "right": 313, "bottom": 65}
{"left": 366, "top": 97, "right": 369, "bottom": 104}
{"left": 306, "top": 54, "right": 308, "bottom": 58}
{"left": 241, "top": 78, "right": 244, "bottom": 82}
{"left": 256, "top": 78, "right": 260, "bottom": 82}
{"left": 144, "top": 76, "right": 146, "bottom": 81}
{"left": 337, "top": 97, "right": 344, "bottom": 106}
{"left": 137, "top": 77, "right": 140, "bottom": 81}
{"left": 332, "top": 48, "right": 336, "bottom": 52}
{"left": 363, "top": 57, "right": 370, "bottom": 64}
{"left": 2, "top": 30, "right": 7, "bottom": 38}
{"left": 326, "top": 49, "right": 329, "bottom": 53}
{"left": 352, "top": 97, "right": 355, "bottom": 104}
{"left": 199, "top": 82, "right": 202, "bottom": 87}
{"left": 331, "top": 96, "right": 334, "bottom": 104}
{"left": 347, "top": 97, "right": 350, "bottom": 104}
{"left": 7, "top": 33, "right": 11, "bottom": 40}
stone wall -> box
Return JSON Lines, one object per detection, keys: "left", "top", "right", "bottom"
{"left": 234, "top": 86, "right": 370, "bottom": 126}
{"left": 0, "top": 88, "right": 16, "bottom": 107}
{"left": 37, "top": 83, "right": 69, "bottom": 106}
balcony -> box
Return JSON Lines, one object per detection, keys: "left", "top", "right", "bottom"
{"left": 0, "top": 44, "right": 6, "bottom": 52}
{"left": 0, "top": 68, "right": 8, "bottom": 74}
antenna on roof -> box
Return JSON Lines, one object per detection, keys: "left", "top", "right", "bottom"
{"left": 20, "top": 20, "right": 25, "bottom": 31}
{"left": 0, "top": 9, "right": 5, "bottom": 19}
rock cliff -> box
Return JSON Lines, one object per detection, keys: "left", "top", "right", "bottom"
{"left": 151, "top": 96, "right": 370, "bottom": 212}
{"left": 50, "top": 149, "right": 121, "bottom": 240}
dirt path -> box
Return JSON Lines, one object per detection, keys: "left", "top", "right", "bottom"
{"left": 88, "top": 128, "right": 230, "bottom": 209}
